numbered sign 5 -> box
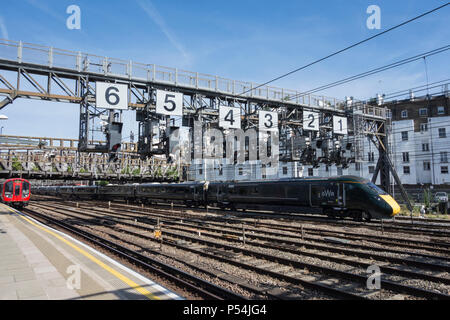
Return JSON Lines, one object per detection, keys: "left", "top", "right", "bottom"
{"left": 258, "top": 111, "right": 278, "bottom": 132}
{"left": 303, "top": 111, "right": 319, "bottom": 131}
{"left": 333, "top": 116, "right": 348, "bottom": 135}
{"left": 96, "top": 82, "right": 128, "bottom": 110}
{"left": 219, "top": 106, "right": 241, "bottom": 129}
{"left": 156, "top": 90, "right": 183, "bottom": 116}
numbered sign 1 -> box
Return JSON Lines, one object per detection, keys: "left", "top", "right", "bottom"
{"left": 333, "top": 116, "right": 348, "bottom": 135}
{"left": 303, "top": 111, "right": 319, "bottom": 131}
{"left": 258, "top": 111, "right": 278, "bottom": 132}
{"left": 219, "top": 106, "right": 241, "bottom": 129}
{"left": 156, "top": 90, "right": 183, "bottom": 116}
{"left": 96, "top": 82, "right": 128, "bottom": 110}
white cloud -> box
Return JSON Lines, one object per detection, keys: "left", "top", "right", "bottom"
{"left": 136, "top": 0, "right": 189, "bottom": 61}
{"left": 0, "top": 16, "right": 9, "bottom": 39}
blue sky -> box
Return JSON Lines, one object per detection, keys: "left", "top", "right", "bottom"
{"left": 0, "top": 0, "right": 448, "bottom": 139}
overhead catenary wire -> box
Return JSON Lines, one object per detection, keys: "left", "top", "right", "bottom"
{"left": 284, "top": 46, "right": 450, "bottom": 101}
{"left": 237, "top": 3, "right": 450, "bottom": 97}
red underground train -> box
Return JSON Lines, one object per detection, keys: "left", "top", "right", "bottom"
{"left": 0, "top": 178, "right": 31, "bottom": 208}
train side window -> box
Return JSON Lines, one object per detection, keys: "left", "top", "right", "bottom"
{"left": 5, "top": 181, "right": 13, "bottom": 194}
{"left": 22, "top": 182, "right": 30, "bottom": 195}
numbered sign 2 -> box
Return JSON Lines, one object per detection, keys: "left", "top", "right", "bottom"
{"left": 259, "top": 111, "right": 278, "bottom": 132}
{"left": 303, "top": 111, "right": 319, "bottom": 131}
{"left": 156, "top": 90, "right": 183, "bottom": 116}
{"left": 219, "top": 106, "right": 241, "bottom": 129}
{"left": 333, "top": 116, "right": 348, "bottom": 135}
{"left": 96, "top": 82, "right": 128, "bottom": 110}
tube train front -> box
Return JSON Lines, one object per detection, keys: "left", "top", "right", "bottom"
{"left": 32, "top": 176, "right": 401, "bottom": 221}
{"left": 1, "top": 178, "right": 31, "bottom": 208}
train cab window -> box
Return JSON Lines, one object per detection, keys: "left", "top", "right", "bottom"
{"left": 366, "top": 182, "right": 387, "bottom": 195}
{"left": 4, "top": 181, "right": 13, "bottom": 197}
{"left": 22, "top": 182, "right": 30, "bottom": 196}
{"left": 15, "top": 184, "right": 21, "bottom": 196}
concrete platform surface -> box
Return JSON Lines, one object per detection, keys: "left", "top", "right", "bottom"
{"left": 0, "top": 204, "right": 182, "bottom": 300}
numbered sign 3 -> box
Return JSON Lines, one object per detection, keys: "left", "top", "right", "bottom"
{"left": 333, "top": 116, "right": 348, "bottom": 135}
{"left": 258, "top": 111, "right": 278, "bottom": 132}
{"left": 219, "top": 106, "right": 241, "bottom": 129}
{"left": 303, "top": 111, "right": 319, "bottom": 131}
{"left": 96, "top": 82, "right": 128, "bottom": 110}
{"left": 156, "top": 90, "right": 183, "bottom": 116}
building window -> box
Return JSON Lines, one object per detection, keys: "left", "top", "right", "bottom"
{"left": 283, "top": 167, "right": 288, "bottom": 175}
{"left": 401, "top": 131, "right": 408, "bottom": 141}
{"left": 419, "top": 108, "right": 428, "bottom": 116}
{"left": 439, "top": 128, "right": 446, "bottom": 138}
{"left": 308, "top": 168, "right": 314, "bottom": 176}
{"left": 403, "top": 166, "right": 410, "bottom": 175}
{"left": 238, "top": 167, "right": 243, "bottom": 175}
{"left": 199, "top": 168, "right": 203, "bottom": 175}
{"left": 368, "top": 166, "right": 375, "bottom": 174}
{"left": 368, "top": 152, "right": 375, "bottom": 162}
{"left": 441, "top": 152, "right": 448, "bottom": 163}
{"left": 437, "top": 106, "right": 445, "bottom": 115}
{"left": 402, "top": 152, "right": 410, "bottom": 163}
{"left": 442, "top": 166, "right": 449, "bottom": 174}
{"left": 401, "top": 110, "right": 408, "bottom": 118}
{"left": 218, "top": 166, "right": 223, "bottom": 176}
{"left": 355, "top": 162, "right": 361, "bottom": 171}
{"left": 386, "top": 110, "right": 392, "bottom": 119}
{"left": 422, "top": 143, "right": 429, "bottom": 152}
{"left": 420, "top": 123, "right": 428, "bottom": 132}
{"left": 423, "top": 161, "right": 431, "bottom": 171}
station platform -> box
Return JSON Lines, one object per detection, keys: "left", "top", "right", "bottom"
{"left": 0, "top": 204, "right": 182, "bottom": 300}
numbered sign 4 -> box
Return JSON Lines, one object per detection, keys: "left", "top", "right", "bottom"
{"left": 258, "top": 111, "right": 278, "bottom": 132}
{"left": 333, "top": 116, "right": 348, "bottom": 135}
{"left": 156, "top": 90, "right": 183, "bottom": 116}
{"left": 303, "top": 111, "right": 319, "bottom": 131}
{"left": 96, "top": 82, "right": 129, "bottom": 110}
{"left": 219, "top": 106, "right": 241, "bottom": 129}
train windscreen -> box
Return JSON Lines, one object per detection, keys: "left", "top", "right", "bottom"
{"left": 15, "top": 184, "right": 21, "bottom": 197}
{"left": 4, "top": 181, "right": 13, "bottom": 197}
{"left": 366, "top": 182, "right": 388, "bottom": 195}
{"left": 22, "top": 181, "right": 30, "bottom": 197}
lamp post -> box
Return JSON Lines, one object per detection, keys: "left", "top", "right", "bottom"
{"left": 0, "top": 114, "right": 7, "bottom": 135}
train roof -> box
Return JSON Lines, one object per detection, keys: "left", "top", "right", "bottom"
{"left": 207, "top": 175, "right": 370, "bottom": 184}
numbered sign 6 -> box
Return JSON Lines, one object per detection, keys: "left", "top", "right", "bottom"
{"left": 258, "top": 111, "right": 278, "bottom": 132}
{"left": 303, "top": 111, "right": 319, "bottom": 131}
{"left": 96, "top": 82, "right": 128, "bottom": 110}
{"left": 156, "top": 90, "right": 183, "bottom": 116}
{"left": 333, "top": 116, "right": 348, "bottom": 135}
{"left": 219, "top": 106, "right": 241, "bottom": 129}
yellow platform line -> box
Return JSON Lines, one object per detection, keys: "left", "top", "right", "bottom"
{"left": 5, "top": 206, "right": 160, "bottom": 300}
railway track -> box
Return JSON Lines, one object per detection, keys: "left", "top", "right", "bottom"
{"left": 33, "top": 196, "right": 450, "bottom": 238}
{"left": 26, "top": 200, "right": 450, "bottom": 300}
{"left": 18, "top": 206, "right": 246, "bottom": 300}
{"left": 60, "top": 199, "right": 450, "bottom": 258}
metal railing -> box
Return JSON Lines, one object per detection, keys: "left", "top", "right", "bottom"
{"left": 0, "top": 39, "right": 354, "bottom": 112}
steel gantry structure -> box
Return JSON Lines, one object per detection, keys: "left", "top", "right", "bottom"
{"left": 0, "top": 39, "right": 409, "bottom": 204}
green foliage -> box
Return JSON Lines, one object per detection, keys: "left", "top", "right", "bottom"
{"left": 96, "top": 180, "right": 109, "bottom": 186}
{"left": 12, "top": 157, "right": 22, "bottom": 171}
{"left": 132, "top": 168, "right": 141, "bottom": 176}
{"left": 423, "top": 188, "right": 432, "bottom": 208}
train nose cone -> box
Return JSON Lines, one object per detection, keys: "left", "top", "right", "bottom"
{"left": 380, "top": 195, "right": 401, "bottom": 216}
